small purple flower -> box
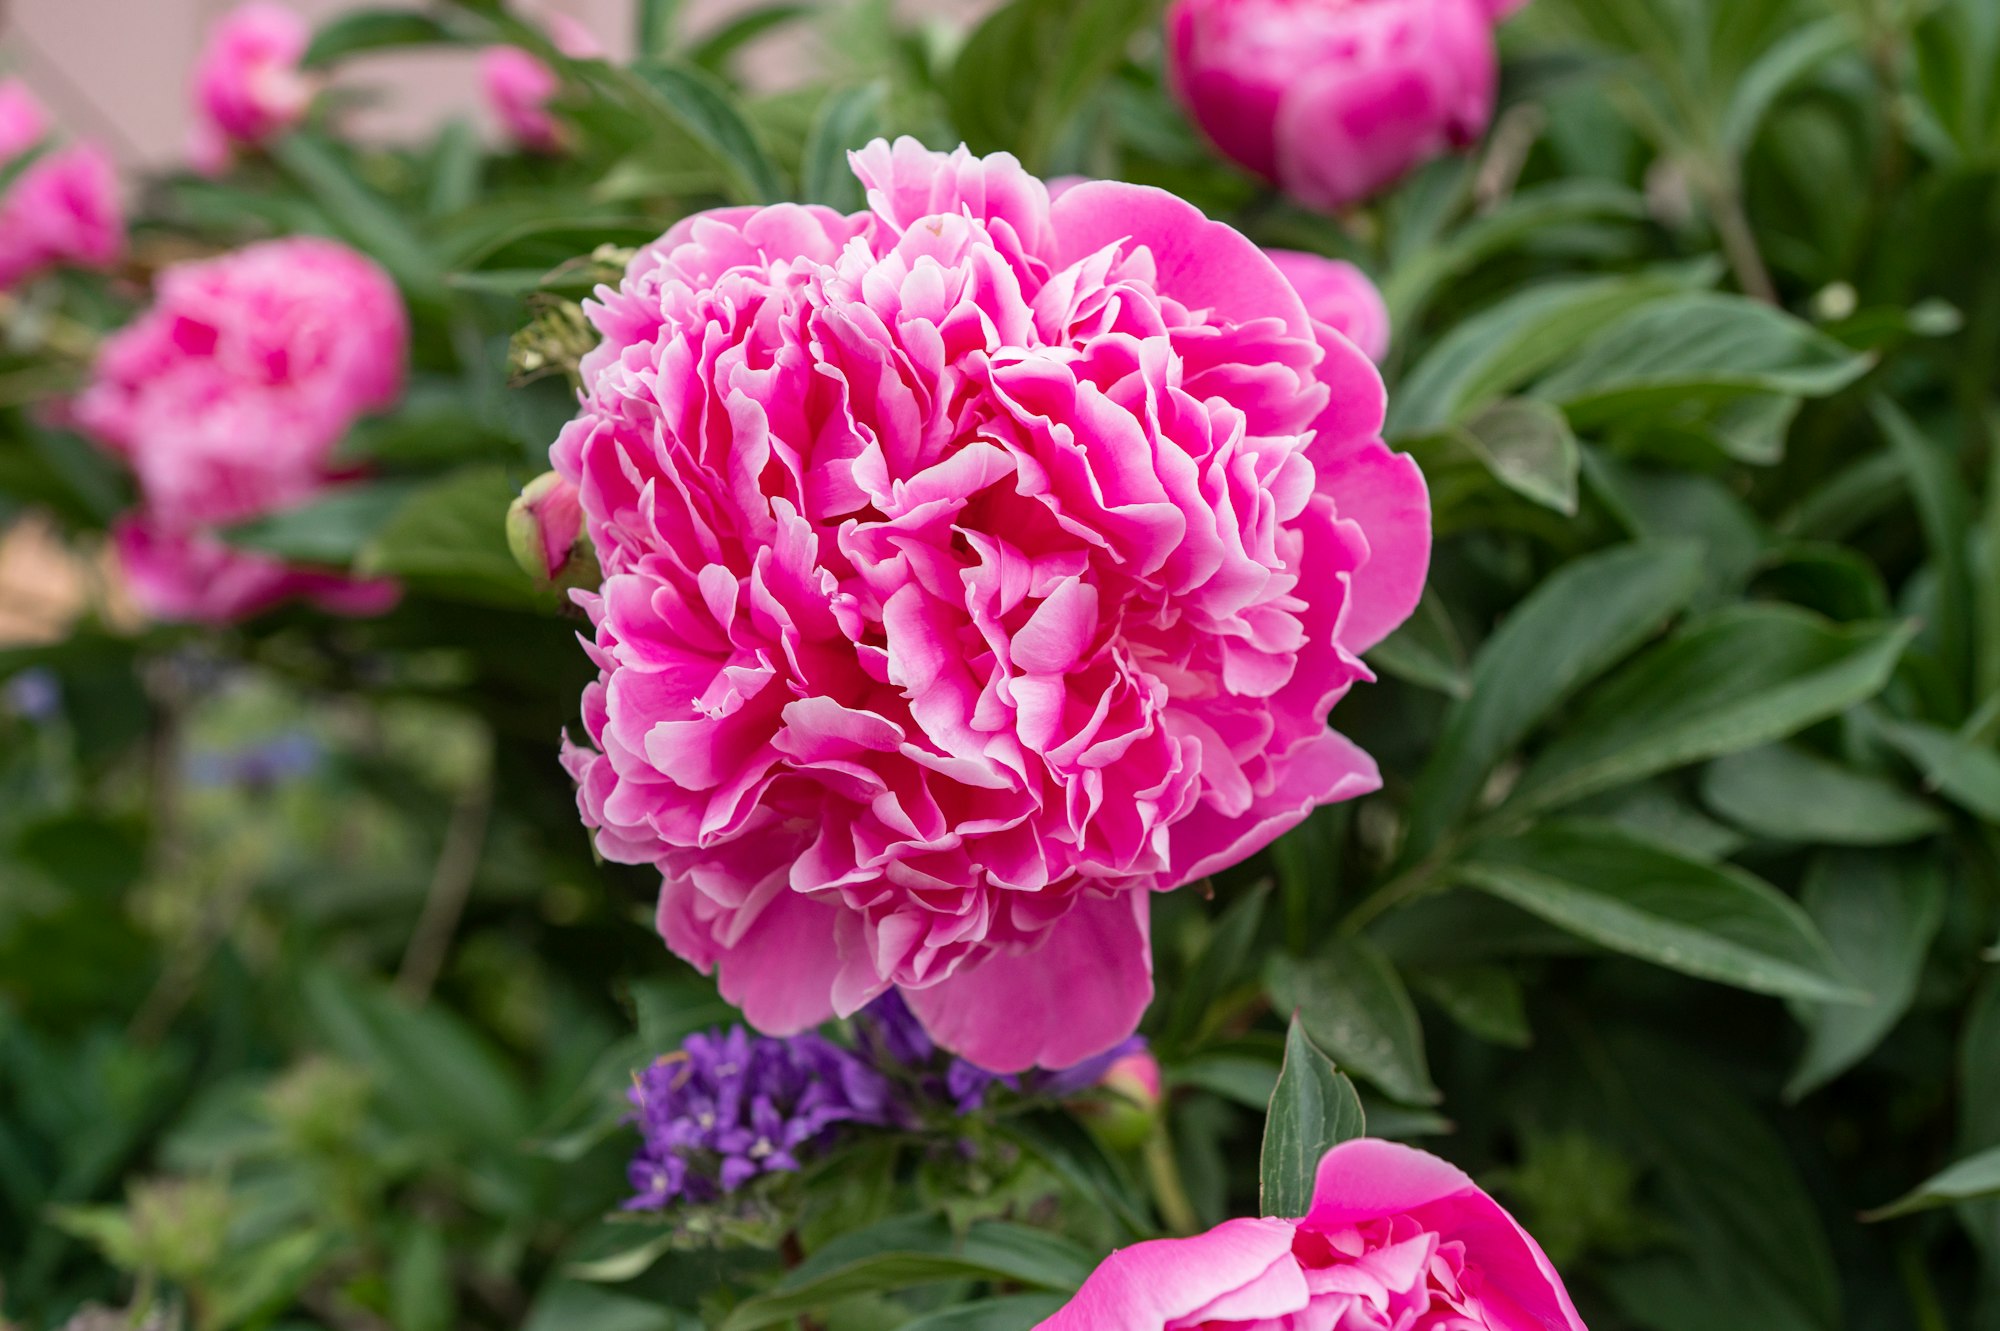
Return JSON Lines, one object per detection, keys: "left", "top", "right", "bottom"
{"left": 625, "top": 1026, "right": 895, "bottom": 1211}
{"left": 185, "top": 730, "right": 322, "bottom": 789}
{"left": 2, "top": 668, "right": 59, "bottom": 722}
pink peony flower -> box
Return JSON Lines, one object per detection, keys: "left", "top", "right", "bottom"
{"left": 481, "top": 15, "right": 602, "bottom": 153}
{"left": 77, "top": 237, "right": 408, "bottom": 623}
{"left": 554, "top": 138, "right": 1428, "bottom": 1072}
{"left": 0, "top": 144, "right": 124, "bottom": 292}
{"left": 1166, "top": 0, "right": 1501, "bottom": 213}
{"left": 190, "top": 2, "right": 315, "bottom": 175}
{"left": 0, "top": 80, "right": 50, "bottom": 161}
{"left": 114, "top": 516, "right": 398, "bottom": 626}
{"left": 1041, "top": 1139, "right": 1589, "bottom": 1330}
{"left": 1267, "top": 249, "right": 1392, "bottom": 363}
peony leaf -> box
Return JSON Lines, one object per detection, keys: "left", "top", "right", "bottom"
{"left": 1410, "top": 965, "right": 1532, "bottom": 1050}
{"left": 627, "top": 61, "right": 787, "bottom": 204}
{"left": 1260, "top": 1017, "right": 1366, "bottom": 1220}
{"left": 1787, "top": 851, "right": 1947, "bottom": 1099}
{"left": 1507, "top": 606, "right": 1915, "bottom": 816}
{"left": 1700, "top": 744, "right": 1946, "bottom": 846}
{"left": 1865, "top": 1145, "right": 2000, "bottom": 1220}
{"left": 800, "top": 82, "right": 888, "bottom": 212}
{"left": 1267, "top": 942, "right": 1439, "bottom": 1105}
{"left": 301, "top": 10, "right": 457, "bottom": 68}
{"left": 1873, "top": 717, "right": 2000, "bottom": 822}
{"left": 1402, "top": 541, "right": 1703, "bottom": 861}
{"left": 1456, "top": 820, "right": 1862, "bottom": 1003}
{"left": 1453, "top": 399, "right": 1581, "bottom": 515}
{"left": 718, "top": 1217, "right": 1092, "bottom": 1331}
{"left": 894, "top": 1296, "right": 1070, "bottom": 1331}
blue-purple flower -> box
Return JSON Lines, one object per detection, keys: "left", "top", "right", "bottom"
{"left": 625, "top": 1027, "right": 894, "bottom": 1210}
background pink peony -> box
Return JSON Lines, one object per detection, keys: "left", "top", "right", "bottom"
{"left": 555, "top": 138, "right": 1428, "bottom": 1071}
{"left": 0, "top": 80, "right": 124, "bottom": 292}
{"left": 1166, "top": 0, "right": 1501, "bottom": 213}
{"left": 77, "top": 236, "right": 407, "bottom": 623}
{"left": 1040, "top": 1139, "right": 1589, "bottom": 1330}
{"left": 481, "top": 15, "right": 603, "bottom": 153}
{"left": 190, "top": 1, "right": 315, "bottom": 174}
{"left": 1266, "top": 248, "right": 1392, "bottom": 363}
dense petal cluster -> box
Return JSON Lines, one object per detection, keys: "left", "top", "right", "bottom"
{"left": 626, "top": 1026, "right": 895, "bottom": 1208}
{"left": 1166, "top": 0, "right": 1509, "bottom": 212}
{"left": 0, "top": 80, "right": 123, "bottom": 292}
{"left": 557, "top": 138, "right": 1428, "bottom": 1071}
{"left": 1041, "top": 1140, "right": 1589, "bottom": 1330}
{"left": 191, "top": 2, "right": 315, "bottom": 174}
{"left": 77, "top": 237, "right": 407, "bottom": 624}
{"left": 481, "top": 16, "right": 601, "bottom": 153}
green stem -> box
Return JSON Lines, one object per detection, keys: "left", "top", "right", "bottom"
{"left": 1143, "top": 1124, "right": 1200, "bottom": 1237}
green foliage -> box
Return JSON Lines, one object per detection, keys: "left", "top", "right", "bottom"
{"left": 5, "top": 0, "right": 2000, "bottom": 1327}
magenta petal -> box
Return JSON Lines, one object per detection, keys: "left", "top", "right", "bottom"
{"left": 1049, "top": 180, "right": 1313, "bottom": 342}
{"left": 904, "top": 890, "right": 1153, "bottom": 1074}
{"left": 702, "top": 888, "right": 848, "bottom": 1036}
{"left": 1320, "top": 440, "right": 1431, "bottom": 653}
{"left": 1035, "top": 1218, "right": 1305, "bottom": 1331}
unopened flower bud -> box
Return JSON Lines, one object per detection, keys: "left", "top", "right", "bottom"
{"left": 508, "top": 471, "right": 586, "bottom": 583}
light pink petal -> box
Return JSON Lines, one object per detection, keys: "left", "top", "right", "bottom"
{"left": 1035, "top": 1218, "right": 1305, "bottom": 1331}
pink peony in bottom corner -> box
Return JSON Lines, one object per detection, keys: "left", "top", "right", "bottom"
{"left": 1040, "top": 1139, "right": 1589, "bottom": 1330}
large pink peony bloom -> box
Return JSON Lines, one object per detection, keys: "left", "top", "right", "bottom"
{"left": 1041, "top": 1139, "right": 1589, "bottom": 1330}
{"left": 555, "top": 138, "right": 1428, "bottom": 1071}
{"left": 481, "top": 15, "right": 603, "bottom": 153}
{"left": 1166, "top": 0, "right": 1501, "bottom": 213}
{"left": 77, "top": 237, "right": 407, "bottom": 623}
{"left": 1267, "top": 249, "right": 1392, "bottom": 364}
{"left": 190, "top": 2, "right": 315, "bottom": 175}
{"left": 0, "top": 81, "right": 124, "bottom": 292}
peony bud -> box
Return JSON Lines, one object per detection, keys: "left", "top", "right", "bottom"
{"left": 1266, "top": 248, "right": 1392, "bottom": 363}
{"left": 508, "top": 471, "right": 586, "bottom": 584}
{"left": 1165, "top": 0, "right": 1502, "bottom": 213}
{"left": 1074, "top": 1049, "right": 1164, "bottom": 1151}
{"left": 189, "top": 3, "right": 317, "bottom": 175}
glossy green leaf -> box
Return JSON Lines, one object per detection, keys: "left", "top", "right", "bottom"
{"left": 1700, "top": 744, "right": 1946, "bottom": 846}
{"left": 1787, "top": 851, "right": 1946, "bottom": 1099}
{"left": 1509, "top": 607, "right": 1914, "bottom": 815}
{"left": 1260, "top": 1017, "right": 1366, "bottom": 1219}
{"left": 1454, "top": 399, "right": 1581, "bottom": 514}
{"left": 1404, "top": 542, "right": 1703, "bottom": 859}
{"left": 1268, "top": 941, "right": 1439, "bottom": 1105}
{"left": 1456, "top": 820, "right": 1861, "bottom": 1002}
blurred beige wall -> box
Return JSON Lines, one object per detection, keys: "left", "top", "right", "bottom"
{"left": 3, "top": 0, "right": 997, "bottom": 168}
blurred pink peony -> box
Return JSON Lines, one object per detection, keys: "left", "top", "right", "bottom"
{"left": 555, "top": 138, "right": 1428, "bottom": 1071}
{"left": 1041, "top": 1139, "right": 1589, "bottom": 1330}
{"left": 0, "top": 81, "right": 124, "bottom": 291}
{"left": 114, "top": 517, "right": 398, "bottom": 626}
{"left": 1267, "top": 249, "right": 1392, "bottom": 363}
{"left": 1166, "top": 0, "right": 1500, "bottom": 213}
{"left": 481, "top": 15, "right": 603, "bottom": 153}
{"left": 77, "top": 237, "right": 408, "bottom": 623}
{"left": 190, "top": 2, "right": 316, "bottom": 175}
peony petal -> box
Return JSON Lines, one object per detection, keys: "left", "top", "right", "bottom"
{"left": 1035, "top": 1218, "right": 1305, "bottom": 1331}
{"left": 1320, "top": 440, "right": 1430, "bottom": 654}
{"left": 904, "top": 890, "right": 1153, "bottom": 1074}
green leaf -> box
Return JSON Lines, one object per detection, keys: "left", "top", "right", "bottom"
{"left": 1367, "top": 589, "right": 1470, "bottom": 699}
{"left": 1454, "top": 399, "right": 1581, "bottom": 515}
{"left": 1388, "top": 270, "right": 1703, "bottom": 438}
{"left": 628, "top": 62, "right": 787, "bottom": 204}
{"left": 1787, "top": 851, "right": 1947, "bottom": 1099}
{"left": 1268, "top": 941, "right": 1439, "bottom": 1105}
{"left": 1699, "top": 744, "right": 1946, "bottom": 846}
{"left": 270, "top": 134, "right": 442, "bottom": 298}
{"left": 302, "top": 10, "right": 457, "bottom": 67}
{"left": 1403, "top": 542, "right": 1703, "bottom": 859}
{"left": 1508, "top": 606, "right": 1914, "bottom": 815}
{"left": 1161, "top": 885, "right": 1268, "bottom": 1050}
{"left": 359, "top": 465, "right": 543, "bottom": 606}
{"left": 636, "top": 0, "right": 683, "bottom": 60}
{"left": 388, "top": 1221, "right": 456, "bottom": 1331}
{"left": 1260, "top": 1017, "right": 1367, "bottom": 1219}
{"left": 222, "top": 481, "right": 417, "bottom": 565}
{"left": 686, "top": 4, "right": 812, "bottom": 76}
{"left": 1876, "top": 397, "right": 1974, "bottom": 700}
{"left": 800, "top": 83, "right": 888, "bottom": 212}
{"left": 1533, "top": 293, "right": 1874, "bottom": 422}
{"left": 1002, "top": 1110, "right": 1152, "bottom": 1239}
{"left": 895, "top": 1296, "right": 1069, "bottom": 1331}
{"left": 1866, "top": 1146, "right": 2000, "bottom": 1220}
{"left": 1719, "top": 16, "right": 1855, "bottom": 157}
{"left": 1874, "top": 717, "right": 2000, "bottom": 822}
{"left": 1456, "top": 820, "right": 1861, "bottom": 1003}
{"left": 946, "top": 0, "right": 1154, "bottom": 168}
{"left": 1411, "top": 965, "right": 1532, "bottom": 1049}
{"left": 718, "top": 1217, "right": 1093, "bottom": 1331}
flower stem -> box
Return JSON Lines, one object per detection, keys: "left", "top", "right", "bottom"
{"left": 1143, "top": 1123, "right": 1200, "bottom": 1237}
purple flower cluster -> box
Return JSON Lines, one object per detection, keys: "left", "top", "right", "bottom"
{"left": 625, "top": 1027, "right": 894, "bottom": 1211}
